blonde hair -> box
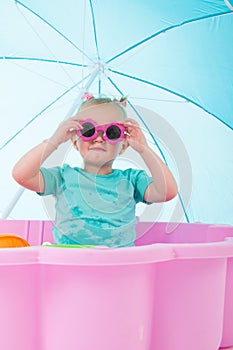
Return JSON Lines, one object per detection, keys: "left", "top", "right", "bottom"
{"left": 78, "top": 95, "right": 127, "bottom": 118}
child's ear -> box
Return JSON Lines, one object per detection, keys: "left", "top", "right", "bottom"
{"left": 119, "top": 139, "right": 129, "bottom": 155}
{"left": 72, "top": 139, "right": 79, "bottom": 150}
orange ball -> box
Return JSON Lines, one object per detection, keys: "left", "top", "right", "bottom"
{"left": 0, "top": 234, "right": 30, "bottom": 248}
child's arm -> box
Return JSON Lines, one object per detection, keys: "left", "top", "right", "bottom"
{"left": 123, "top": 119, "right": 178, "bottom": 203}
{"left": 12, "top": 117, "right": 82, "bottom": 193}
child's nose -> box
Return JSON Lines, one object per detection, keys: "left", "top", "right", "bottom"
{"left": 94, "top": 130, "right": 104, "bottom": 142}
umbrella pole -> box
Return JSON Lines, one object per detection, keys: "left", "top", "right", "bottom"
{"left": 64, "top": 67, "right": 99, "bottom": 118}
{"left": 0, "top": 187, "right": 25, "bottom": 219}
{"left": 1, "top": 68, "right": 99, "bottom": 219}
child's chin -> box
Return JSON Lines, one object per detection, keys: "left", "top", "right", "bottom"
{"left": 84, "top": 156, "right": 108, "bottom": 166}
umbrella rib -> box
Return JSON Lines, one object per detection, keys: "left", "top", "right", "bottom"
{"left": 106, "top": 76, "right": 168, "bottom": 163}
{"left": 4, "top": 60, "right": 80, "bottom": 90}
{"left": 110, "top": 69, "right": 233, "bottom": 131}
{"left": 106, "top": 75, "right": 190, "bottom": 223}
{"left": 0, "top": 73, "right": 92, "bottom": 152}
{"left": 15, "top": 4, "right": 77, "bottom": 85}
{"left": 15, "top": 0, "right": 95, "bottom": 64}
{"left": 89, "top": 0, "right": 100, "bottom": 61}
{"left": 1, "top": 57, "right": 89, "bottom": 89}
{"left": 0, "top": 56, "right": 88, "bottom": 68}
{"left": 106, "top": 10, "right": 231, "bottom": 64}
{"left": 98, "top": 78, "right": 101, "bottom": 95}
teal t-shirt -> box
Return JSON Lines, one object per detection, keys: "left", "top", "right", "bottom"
{"left": 39, "top": 164, "right": 153, "bottom": 247}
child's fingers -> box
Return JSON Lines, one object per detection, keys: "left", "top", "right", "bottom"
{"left": 69, "top": 129, "right": 78, "bottom": 138}
{"left": 70, "top": 121, "right": 83, "bottom": 130}
{"left": 120, "top": 119, "right": 140, "bottom": 131}
{"left": 62, "top": 119, "right": 83, "bottom": 131}
{"left": 122, "top": 123, "right": 142, "bottom": 136}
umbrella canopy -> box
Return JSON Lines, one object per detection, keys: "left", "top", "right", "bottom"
{"left": 0, "top": 0, "right": 233, "bottom": 224}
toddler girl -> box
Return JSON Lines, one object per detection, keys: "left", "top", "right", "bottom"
{"left": 12, "top": 94, "right": 178, "bottom": 247}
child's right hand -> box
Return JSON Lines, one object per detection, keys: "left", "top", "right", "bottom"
{"left": 49, "top": 117, "right": 83, "bottom": 146}
{"left": 12, "top": 116, "right": 83, "bottom": 193}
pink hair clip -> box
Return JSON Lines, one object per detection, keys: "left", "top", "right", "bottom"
{"left": 116, "top": 100, "right": 127, "bottom": 108}
{"left": 82, "top": 92, "right": 94, "bottom": 101}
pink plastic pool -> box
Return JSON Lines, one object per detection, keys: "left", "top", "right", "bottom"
{"left": 0, "top": 220, "right": 233, "bottom": 350}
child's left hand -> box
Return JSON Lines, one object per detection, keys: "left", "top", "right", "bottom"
{"left": 122, "top": 118, "right": 148, "bottom": 153}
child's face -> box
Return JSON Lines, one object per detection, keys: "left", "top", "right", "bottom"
{"left": 76, "top": 103, "right": 127, "bottom": 170}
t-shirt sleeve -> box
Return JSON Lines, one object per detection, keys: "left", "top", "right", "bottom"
{"left": 37, "top": 166, "right": 62, "bottom": 196}
{"left": 132, "top": 169, "right": 153, "bottom": 204}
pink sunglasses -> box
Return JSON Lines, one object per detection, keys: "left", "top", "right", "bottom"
{"left": 77, "top": 118, "right": 125, "bottom": 144}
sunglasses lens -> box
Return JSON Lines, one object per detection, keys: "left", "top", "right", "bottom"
{"left": 81, "top": 122, "right": 95, "bottom": 138}
{"left": 106, "top": 125, "right": 121, "bottom": 140}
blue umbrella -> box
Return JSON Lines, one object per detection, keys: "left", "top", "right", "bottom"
{"left": 0, "top": 0, "right": 233, "bottom": 224}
